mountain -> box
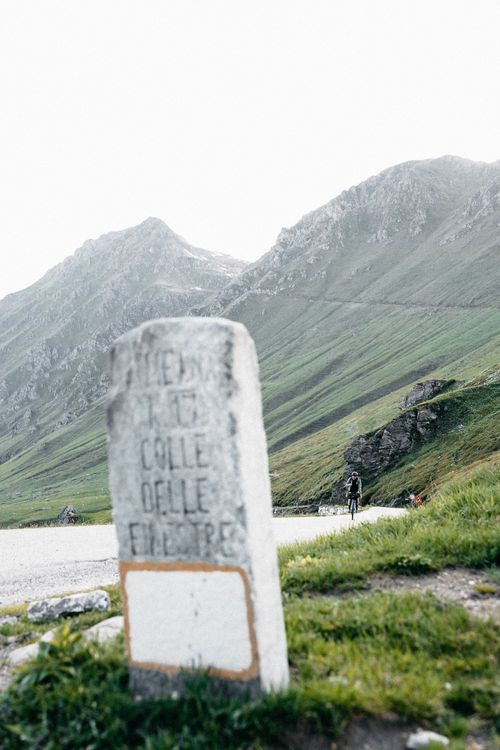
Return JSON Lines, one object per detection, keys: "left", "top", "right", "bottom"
{"left": 1, "top": 156, "right": 500, "bottom": 526}
{"left": 206, "top": 155, "right": 500, "bottom": 451}
{"left": 0, "top": 218, "right": 246, "bottom": 464}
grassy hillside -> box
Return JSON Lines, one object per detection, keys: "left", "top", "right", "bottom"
{"left": 1, "top": 158, "right": 499, "bottom": 526}
{"left": 0, "top": 363, "right": 498, "bottom": 527}
{"left": 0, "top": 403, "right": 109, "bottom": 527}
{"left": 366, "top": 380, "right": 500, "bottom": 503}
{"left": 240, "top": 297, "right": 500, "bottom": 454}
{"left": 270, "top": 363, "right": 500, "bottom": 507}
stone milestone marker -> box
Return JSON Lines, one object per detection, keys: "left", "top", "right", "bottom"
{"left": 107, "top": 317, "right": 289, "bottom": 698}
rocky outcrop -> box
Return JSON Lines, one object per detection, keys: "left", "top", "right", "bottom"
{"left": 344, "top": 401, "right": 446, "bottom": 480}
{"left": 55, "top": 505, "right": 78, "bottom": 525}
{"left": 399, "top": 379, "right": 451, "bottom": 410}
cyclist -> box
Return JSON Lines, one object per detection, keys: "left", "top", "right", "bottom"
{"left": 345, "top": 471, "right": 362, "bottom": 516}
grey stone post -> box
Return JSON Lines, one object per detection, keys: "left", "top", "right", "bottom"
{"left": 107, "top": 318, "right": 289, "bottom": 698}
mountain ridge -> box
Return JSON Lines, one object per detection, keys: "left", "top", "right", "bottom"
{"left": 0, "top": 218, "right": 246, "bottom": 462}
{"left": 205, "top": 155, "right": 500, "bottom": 317}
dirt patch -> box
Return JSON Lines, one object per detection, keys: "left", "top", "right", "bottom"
{"left": 336, "top": 716, "right": 414, "bottom": 750}
{"left": 269, "top": 716, "right": 415, "bottom": 750}
{"left": 273, "top": 718, "right": 494, "bottom": 750}
{"left": 270, "top": 726, "right": 335, "bottom": 749}
{"left": 370, "top": 568, "right": 500, "bottom": 622}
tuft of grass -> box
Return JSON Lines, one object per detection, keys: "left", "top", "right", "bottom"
{"left": 280, "top": 458, "right": 500, "bottom": 595}
{"left": 474, "top": 582, "right": 498, "bottom": 596}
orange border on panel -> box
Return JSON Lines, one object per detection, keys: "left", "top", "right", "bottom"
{"left": 119, "top": 560, "right": 259, "bottom": 681}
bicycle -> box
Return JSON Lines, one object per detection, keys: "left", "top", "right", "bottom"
{"left": 347, "top": 493, "right": 360, "bottom": 520}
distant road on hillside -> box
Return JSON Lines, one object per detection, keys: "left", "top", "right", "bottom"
{"left": 0, "top": 508, "right": 405, "bottom": 607}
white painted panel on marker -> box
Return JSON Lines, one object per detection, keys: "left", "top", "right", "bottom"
{"left": 125, "top": 570, "right": 253, "bottom": 672}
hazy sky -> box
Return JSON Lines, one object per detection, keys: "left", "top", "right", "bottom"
{"left": 1, "top": 0, "right": 499, "bottom": 299}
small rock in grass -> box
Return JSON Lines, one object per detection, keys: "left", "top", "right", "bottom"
{"left": 84, "top": 615, "right": 124, "bottom": 644}
{"left": 55, "top": 505, "right": 78, "bottom": 525}
{"left": 6, "top": 617, "right": 124, "bottom": 668}
{"left": 27, "top": 590, "right": 110, "bottom": 622}
{"left": 6, "top": 635, "right": 26, "bottom": 646}
{"left": 406, "top": 729, "right": 450, "bottom": 748}
{"left": 0, "top": 615, "right": 19, "bottom": 627}
{"left": 7, "top": 630, "right": 55, "bottom": 666}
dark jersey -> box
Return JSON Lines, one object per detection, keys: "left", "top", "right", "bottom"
{"left": 349, "top": 477, "right": 360, "bottom": 494}
{"left": 346, "top": 475, "right": 362, "bottom": 495}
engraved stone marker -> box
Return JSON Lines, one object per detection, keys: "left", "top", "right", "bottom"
{"left": 107, "top": 318, "right": 289, "bottom": 698}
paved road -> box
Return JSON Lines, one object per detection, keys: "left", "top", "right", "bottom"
{"left": 0, "top": 508, "right": 405, "bottom": 607}
{"left": 272, "top": 506, "right": 405, "bottom": 546}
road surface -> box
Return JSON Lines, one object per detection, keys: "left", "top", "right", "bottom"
{"left": 0, "top": 507, "right": 405, "bottom": 606}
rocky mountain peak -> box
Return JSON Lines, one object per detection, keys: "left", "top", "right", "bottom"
{"left": 0, "top": 219, "right": 246, "bottom": 453}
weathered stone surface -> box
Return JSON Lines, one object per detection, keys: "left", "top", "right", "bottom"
{"left": 107, "top": 317, "right": 289, "bottom": 697}
{"left": 400, "top": 379, "right": 450, "bottom": 410}
{"left": 55, "top": 505, "right": 78, "bottom": 525}
{"left": 406, "top": 728, "right": 449, "bottom": 748}
{"left": 27, "top": 590, "right": 110, "bottom": 622}
{"left": 344, "top": 402, "right": 446, "bottom": 482}
{"left": 84, "top": 615, "right": 124, "bottom": 644}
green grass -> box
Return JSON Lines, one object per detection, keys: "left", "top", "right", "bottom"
{"left": 0, "top": 595, "right": 497, "bottom": 749}
{"left": 279, "top": 458, "right": 500, "bottom": 594}
{"left": 244, "top": 296, "right": 500, "bottom": 454}
{"left": 1, "top": 373, "right": 496, "bottom": 526}
{"left": 0, "top": 402, "right": 110, "bottom": 527}
{"left": 0, "top": 370, "right": 497, "bottom": 530}
{"left": 1, "top": 459, "right": 499, "bottom": 748}
{"left": 287, "top": 592, "right": 499, "bottom": 727}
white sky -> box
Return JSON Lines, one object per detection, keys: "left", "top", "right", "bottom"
{"left": 1, "top": 0, "right": 499, "bottom": 300}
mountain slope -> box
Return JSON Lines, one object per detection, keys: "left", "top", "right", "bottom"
{"left": 1, "top": 156, "right": 500, "bottom": 526}
{"left": 0, "top": 218, "right": 245, "bottom": 465}
{"left": 207, "top": 156, "right": 500, "bottom": 451}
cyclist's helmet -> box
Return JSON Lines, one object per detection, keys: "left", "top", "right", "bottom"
{"left": 351, "top": 471, "right": 358, "bottom": 477}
